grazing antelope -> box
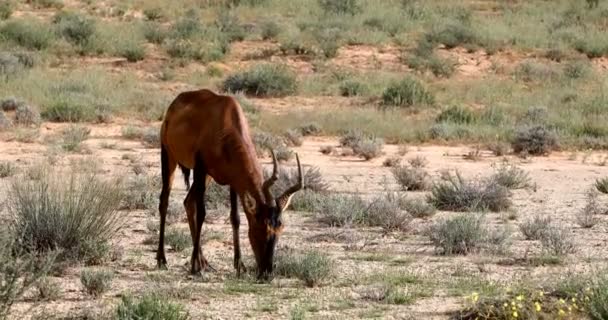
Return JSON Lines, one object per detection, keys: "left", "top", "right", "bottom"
{"left": 157, "top": 89, "right": 303, "bottom": 280}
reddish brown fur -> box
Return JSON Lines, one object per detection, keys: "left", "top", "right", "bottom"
{"left": 156, "top": 89, "right": 302, "bottom": 279}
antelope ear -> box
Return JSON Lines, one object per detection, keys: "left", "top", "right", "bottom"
{"left": 242, "top": 192, "right": 256, "bottom": 215}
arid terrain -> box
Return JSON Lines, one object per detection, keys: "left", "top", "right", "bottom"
{"left": 1, "top": 1, "right": 608, "bottom": 319}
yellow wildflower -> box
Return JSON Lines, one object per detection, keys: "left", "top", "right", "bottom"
{"left": 512, "top": 311, "right": 518, "bottom": 318}
{"left": 559, "top": 298, "right": 566, "bottom": 304}
{"left": 535, "top": 302, "right": 541, "bottom": 312}
{"left": 538, "top": 291, "right": 544, "bottom": 297}
{"left": 559, "top": 309, "right": 566, "bottom": 316}
{"left": 571, "top": 297, "right": 576, "bottom": 303}
{"left": 516, "top": 295, "right": 524, "bottom": 301}
{"left": 503, "top": 302, "right": 508, "bottom": 308}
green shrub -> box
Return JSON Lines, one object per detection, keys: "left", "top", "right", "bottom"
{"left": 290, "top": 190, "right": 327, "bottom": 212}
{"left": 42, "top": 101, "right": 92, "bottom": 122}
{"left": 519, "top": 215, "right": 551, "bottom": 240}
{"left": 352, "top": 138, "right": 384, "bottom": 160}
{"left": 381, "top": 77, "right": 435, "bottom": 107}
{"left": 0, "top": 19, "right": 55, "bottom": 50}
{"left": 116, "top": 294, "right": 190, "bottom": 320}
{"left": 274, "top": 250, "right": 333, "bottom": 287}
{"left": 0, "top": 2, "right": 13, "bottom": 20}
{"left": 563, "top": 60, "right": 591, "bottom": 79}
{"left": 595, "top": 177, "right": 608, "bottom": 194}
{"left": 425, "top": 23, "right": 478, "bottom": 49}
{"left": 427, "top": 214, "right": 486, "bottom": 255}
{"left": 260, "top": 21, "right": 280, "bottom": 40}
{"left": 170, "top": 10, "right": 201, "bottom": 39}
{"left": 428, "top": 171, "right": 511, "bottom": 212}
{"left": 35, "top": 277, "right": 61, "bottom": 301}
{"left": 402, "top": 197, "right": 436, "bottom": 219}
{"left": 0, "top": 235, "right": 56, "bottom": 319}
{"left": 222, "top": 63, "right": 297, "bottom": 97}
{"left": 60, "top": 125, "right": 90, "bottom": 152}
{"left": 339, "top": 80, "right": 368, "bottom": 97}
{"left": 7, "top": 168, "right": 125, "bottom": 264}
{"left": 436, "top": 105, "right": 476, "bottom": 124}
{"left": 511, "top": 125, "right": 559, "bottom": 156}
{"left": 142, "top": 22, "right": 167, "bottom": 44}
{"left": 118, "top": 41, "right": 146, "bottom": 62}
{"left": 391, "top": 165, "right": 430, "bottom": 191}
{"left": 514, "top": 60, "right": 557, "bottom": 82}
{"left": 165, "top": 229, "right": 191, "bottom": 252}
{"left": 143, "top": 7, "right": 164, "bottom": 21}
{"left": 588, "top": 275, "right": 608, "bottom": 320}
{"left": 318, "top": 0, "right": 361, "bottom": 15}
{"left": 216, "top": 11, "right": 246, "bottom": 42}
{"left": 490, "top": 162, "right": 530, "bottom": 189}
{"left": 80, "top": 269, "right": 113, "bottom": 297}
{"left": 53, "top": 11, "right": 96, "bottom": 47}
{"left": 318, "top": 193, "right": 367, "bottom": 227}
{"left": 364, "top": 193, "right": 412, "bottom": 231}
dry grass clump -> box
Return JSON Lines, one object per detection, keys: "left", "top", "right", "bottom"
{"left": 490, "top": 161, "right": 531, "bottom": 189}
{"left": 80, "top": 268, "right": 114, "bottom": 297}
{"left": 427, "top": 214, "right": 509, "bottom": 255}
{"left": 428, "top": 171, "right": 512, "bottom": 212}
{"left": 577, "top": 190, "right": 602, "bottom": 228}
{"left": 512, "top": 125, "right": 559, "bottom": 156}
{"left": 60, "top": 125, "right": 90, "bottom": 152}
{"left": 391, "top": 164, "right": 430, "bottom": 191}
{"left": 595, "top": 177, "right": 608, "bottom": 194}
{"left": 318, "top": 193, "right": 367, "bottom": 227}
{"left": 365, "top": 192, "right": 412, "bottom": 231}
{"left": 519, "top": 215, "right": 552, "bottom": 240}
{"left": 402, "top": 197, "right": 436, "bottom": 219}
{"left": 222, "top": 63, "right": 297, "bottom": 97}
{"left": 339, "top": 130, "right": 384, "bottom": 160}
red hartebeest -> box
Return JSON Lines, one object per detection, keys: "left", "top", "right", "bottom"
{"left": 157, "top": 89, "right": 303, "bottom": 280}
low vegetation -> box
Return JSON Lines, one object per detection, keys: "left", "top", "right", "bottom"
{"left": 427, "top": 214, "right": 509, "bottom": 255}
{"left": 428, "top": 171, "right": 511, "bottom": 212}
{"left": 80, "top": 269, "right": 114, "bottom": 297}
{"left": 222, "top": 63, "right": 297, "bottom": 97}
{"left": 116, "top": 294, "right": 190, "bottom": 320}
{"left": 381, "top": 77, "right": 435, "bottom": 108}
{"left": 274, "top": 250, "right": 333, "bottom": 287}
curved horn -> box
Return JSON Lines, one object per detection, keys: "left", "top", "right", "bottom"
{"left": 276, "top": 153, "right": 303, "bottom": 212}
{"left": 262, "top": 148, "right": 278, "bottom": 205}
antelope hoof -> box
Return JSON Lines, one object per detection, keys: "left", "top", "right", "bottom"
{"left": 235, "top": 260, "right": 247, "bottom": 277}
{"left": 201, "top": 256, "right": 216, "bottom": 273}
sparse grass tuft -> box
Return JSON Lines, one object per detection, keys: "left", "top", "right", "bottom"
{"left": 0, "top": 2, "right": 13, "bottom": 20}
{"left": 60, "top": 125, "right": 90, "bottom": 152}
{"left": 381, "top": 76, "right": 435, "bottom": 108}
{"left": 318, "top": 0, "right": 361, "bottom": 15}
{"left": 364, "top": 192, "right": 412, "bottom": 231}
{"left": 428, "top": 171, "right": 511, "bottom": 212}
{"left": 402, "top": 197, "right": 436, "bottom": 219}
{"left": 122, "top": 173, "right": 160, "bottom": 210}
{"left": 80, "top": 268, "right": 113, "bottom": 297}
{"left": 540, "top": 225, "right": 575, "bottom": 256}
{"left": 352, "top": 137, "right": 384, "bottom": 160}
{"left": 274, "top": 250, "right": 333, "bottom": 287}
{"left": 222, "top": 63, "right": 297, "bottom": 97}
{"left": 165, "top": 228, "right": 191, "bottom": 252}
{"left": 35, "top": 277, "right": 61, "bottom": 301}
{"left": 116, "top": 294, "right": 190, "bottom": 320}
{"left": 577, "top": 190, "right": 600, "bottom": 228}
{"left": 339, "top": 80, "right": 368, "bottom": 97}
{"left": 490, "top": 162, "right": 530, "bottom": 189}
{"left": 15, "top": 104, "right": 41, "bottom": 127}
{"left": 519, "top": 215, "right": 552, "bottom": 240}
{"left": 318, "top": 193, "right": 366, "bottom": 227}
{"left": 436, "top": 105, "right": 476, "bottom": 124}
{"left": 0, "top": 19, "right": 56, "bottom": 50}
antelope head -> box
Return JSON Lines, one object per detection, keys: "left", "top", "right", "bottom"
{"left": 245, "top": 149, "right": 303, "bottom": 280}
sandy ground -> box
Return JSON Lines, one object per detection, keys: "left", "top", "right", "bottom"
{"left": 1, "top": 122, "right": 607, "bottom": 320}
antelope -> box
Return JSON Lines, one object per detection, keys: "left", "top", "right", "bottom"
{"left": 157, "top": 88, "right": 303, "bottom": 280}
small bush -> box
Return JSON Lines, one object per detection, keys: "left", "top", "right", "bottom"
{"left": 0, "top": 236, "right": 56, "bottom": 318}
{"left": 275, "top": 145, "right": 293, "bottom": 162}
{"left": 0, "top": 161, "right": 16, "bottom": 178}
{"left": 339, "top": 129, "right": 364, "bottom": 148}
{"left": 284, "top": 129, "right": 303, "bottom": 147}
{"left": 425, "top": 23, "right": 478, "bottom": 49}
{"left": 274, "top": 250, "right": 333, "bottom": 287}
{"left": 588, "top": 275, "right": 608, "bottom": 320}
{"left": 222, "top": 63, "right": 297, "bottom": 97}
{"left": 298, "top": 123, "right": 322, "bottom": 136}
{"left": 80, "top": 269, "right": 113, "bottom": 296}
{"left": 1, "top": 97, "right": 22, "bottom": 111}
{"left": 402, "top": 197, "right": 436, "bottom": 219}
{"left": 290, "top": 190, "right": 326, "bottom": 212}
{"left": 391, "top": 165, "right": 430, "bottom": 191}
{"left": 318, "top": 193, "right": 366, "bottom": 227}
{"left": 490, "top": 162, "right": 530, "bottom": 189}
{"left": 215, "top": 11, "right": 246, "bottom": 42}
{"left": 35, "top": 277, "right": 61, "bottom": 301}
{"left": 0, "top": 19, "right": 55, "bottom": 50}
{"left": 0, "top": 111, "right": 11, "bottom": 130}
{"left": 339, "top": 80, "right": 368, "bottom": 97}
{"left": 540, "top": 226, "right": 575, "bottom": 256}
{"left": 408, "top": 156, "right": 428, "bottom": 168}
{"left": 0, "top": 2, "right": 13, "bottom": 20}
{"left": 511, "top": 125, "right": 559, "bottom": 156}
{"left": 364, "top": 193, "right": 412, "bottom": 231}
{"left": 519, "top": 215, "right": 552, "bottom": 240}
{"left": 436, "top": 105, "right": 476, "bottom": 124}
{"left": 563, "top": 60, "right": 591, "bottom": 79}
{"left": 116, "top": 294, "right": 190, "bottom": 320}
{"left": 577, "top": 191, "right": 600, "bottom": 228}
{"left": 265, "top": 165, "right": 328, "bottom": 197}
{"left": 118, "top": 41, "right": 146, "bottom": 62}
{"left": 318, "top": 0, "right": 361, "bottom": 15}
{"left": 42, "top": 101, "right": 92, "bottom": 122}
{"left": 143, "top": 7, "right": 164, "bottom": 21}
{"left": 260, "top": 21, "right": 280, "bottom": 40}
{"left": 352, "top": 138, "right": 384, "bottom": 160}
{"left": 428, "top": 171, "right": 511, "bottom": 212}
{"left": 427, "top": 214, "right": 486, "bottom": 255}
{"left": 142, "top": 22, "right": 167, "bottom": 44}
{"left": 514, "top": 61, "right": 557, "bottom": 82}
{"left": 142, "top": 127, "right": 160, "bottom": 148}
{"left": 15, "top": 104, "right": 41, "bottom": 126}
{"left": 30, "top": 0, "right": 64, "bottom": 9}
{"left": 595, "top": 177, "right": 608, "bottom": 194}
{"left": 7, "top": 168, "right": 125, "bottom": 264}
{"left": 165, "top": 229, "right": 191, "bottom": 252}
{"left": 60, "top": 125, "right": 90, "bottom": 152}
{"left": 253, "top": 131, "right": 282, "bottom": 156}
{"left": 381, "top": 77, "right": 435, "bottom": 107}
{"left": 53, "top": 11, "right": 96, "bottom": 47}
{"left": 383, "top": 156, "right": 401, "bottom": 167}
